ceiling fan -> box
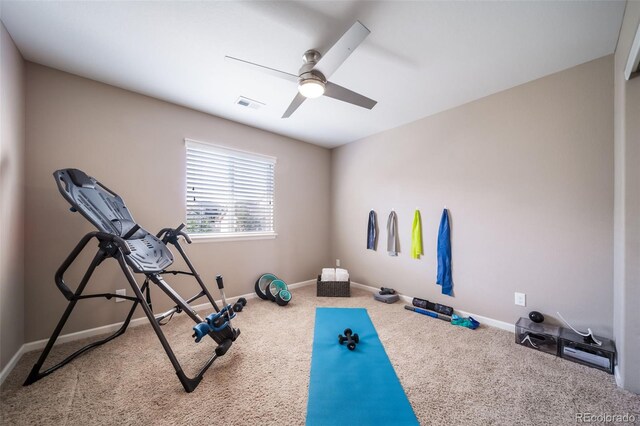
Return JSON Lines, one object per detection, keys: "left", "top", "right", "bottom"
{"left": 225, "top": 21, "right": 377, "bottom": 118}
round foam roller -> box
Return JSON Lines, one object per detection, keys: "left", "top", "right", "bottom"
{"left": 267, "top": 279, "right": 287, "bottom": 302}
{"left": 255, "top": 273, "right": 278, "bottom": 300}
{"left": 275, "top": 289, "right": 292, "bottom": 306}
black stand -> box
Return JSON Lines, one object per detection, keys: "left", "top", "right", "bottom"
{"left": 24, "top": 226, "right": 238, "bottom": 392}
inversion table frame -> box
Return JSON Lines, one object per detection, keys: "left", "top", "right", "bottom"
{"left": 24, "top": 168, "right": 240, "bottom": 392}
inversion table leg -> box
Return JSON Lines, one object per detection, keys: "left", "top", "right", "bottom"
{"left": 116, "top": 256, "right": 218, "bottom": 392}
{"left": 24, "top": 249, "right": 143, "bottom": 385}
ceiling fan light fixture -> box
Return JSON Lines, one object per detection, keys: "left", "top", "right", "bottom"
{"left": 298, "top": 79, "right": 325, "bottom": 98}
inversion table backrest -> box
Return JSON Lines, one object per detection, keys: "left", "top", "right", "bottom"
{"left": 54, "top": 168, "right": 173, "bottom": 273}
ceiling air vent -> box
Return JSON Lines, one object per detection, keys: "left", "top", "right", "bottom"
{"left": 235, "top": 96, "right": 265, "bottom": 109}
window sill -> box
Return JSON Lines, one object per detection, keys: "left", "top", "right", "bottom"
{"left": 190, "top": 232, "right": 278, "bottom": 243}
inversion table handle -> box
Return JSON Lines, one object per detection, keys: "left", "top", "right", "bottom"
{"left": 156, "top": 224, "right": 192, "bottom": 245}
{"left": 180, "top": 230, "right": 192, "bottom": 244}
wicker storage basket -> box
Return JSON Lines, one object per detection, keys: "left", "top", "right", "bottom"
{"left": 316, "top": 275, "right": 351, "bottom": 297}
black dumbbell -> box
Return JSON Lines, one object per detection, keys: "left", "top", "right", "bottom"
{"left": 380, "top": 287, "right": 396, "bottom": 295}
{"left": 338, "top": 328, "right": 359, "bottom": 351}
{"left": 233, "top": 297, "right": 247, "bottom": 312}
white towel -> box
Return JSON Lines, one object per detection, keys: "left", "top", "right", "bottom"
{"left": 335, "top": 268, "right": 350, "bottom": 282}
{"left": 321, "top": 268, "right": 336, "bottom": 282}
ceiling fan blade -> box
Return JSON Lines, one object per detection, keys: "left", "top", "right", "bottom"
{"left": 313, "top": 21, "right": 370, "bottom": 78}
{"left": 324, "top": 82, "right": 377, "bottom": 110}
{"left": 225, "top": 56, "right": 298, "bottom": 83}
{"left": 282, "top": 93, "right": 307, "bottom": 118}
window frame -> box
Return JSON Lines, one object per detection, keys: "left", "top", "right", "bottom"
{"left": 184, "top": 138, "right": 277, "bottom": 243}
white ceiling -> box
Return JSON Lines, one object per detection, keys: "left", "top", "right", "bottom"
{"left": 0, "top": 1, "right": 625, "bottom": 148}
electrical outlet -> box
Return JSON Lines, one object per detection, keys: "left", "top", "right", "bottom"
{"left": 514, "top": 292, "right": 526, "bottom": 307}
{"left": 336, "top": 259, "right": 341, "bottom": 267}
{"left": 115, "top": 289, "right": 126, "bottom": 303}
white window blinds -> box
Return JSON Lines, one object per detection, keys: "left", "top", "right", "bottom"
{"left": 185, "top": 140, "right": 276, "bottom": 237}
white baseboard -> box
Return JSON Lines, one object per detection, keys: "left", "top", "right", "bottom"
{"left": 351, "top": 281, "right": 515, "bottom": 333}
{"left": 454, "top": 309, "right": 515, "bottom": 333}
{"left": 0, "top": 344, "right": 27, "bottom": 386}
{"left": 0, "top": 279, "right": 316, "bottom": 386}
{"left": 287, "top": 279, "right": 316, "bottom": 290}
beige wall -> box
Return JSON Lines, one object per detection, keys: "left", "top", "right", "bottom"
{"left": 613, "top": 1, "right": 640, "bottom": 393}
{"left": 331, "top": 56, "right": 614, "bottom": 336}
{"left": 0, "top": 22, "right": 25, "bottom": 370}
{"left": 24, "top": 63, "right": 331, "bottom": 341}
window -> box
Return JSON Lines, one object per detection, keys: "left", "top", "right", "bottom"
{"left": 185, "top": 139, "right": 276, "bottom": 240}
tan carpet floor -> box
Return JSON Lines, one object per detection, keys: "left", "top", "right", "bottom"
{"left": 1, "top": 285, "right": 639, "bottom": 425}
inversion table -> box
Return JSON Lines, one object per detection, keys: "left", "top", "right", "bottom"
{"left": 24, "top": 168, "right": 240, "bottom": 392}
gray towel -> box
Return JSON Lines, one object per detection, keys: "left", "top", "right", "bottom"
{"left": 387, "top": 211, "right": 399, "bottom": 256}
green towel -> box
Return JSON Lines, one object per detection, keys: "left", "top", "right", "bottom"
{"left": 411, "top": 210, "right": 423, "bottom": 259}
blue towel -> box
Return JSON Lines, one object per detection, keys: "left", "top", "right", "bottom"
{"left": 436, "top": 208, "right": 453, "bottom": 295}
{"left": 367, "top": 210, "right": 377, "bottom": 250}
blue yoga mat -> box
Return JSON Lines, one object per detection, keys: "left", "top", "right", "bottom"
{"left": 306, "top": 307, "right": 418, "bottom": 426}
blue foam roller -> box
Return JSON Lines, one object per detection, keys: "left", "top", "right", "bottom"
{"left": 192, "top": 322, "right": 211, "bottom": 343}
